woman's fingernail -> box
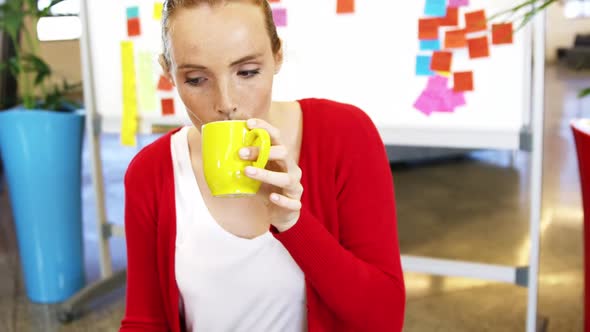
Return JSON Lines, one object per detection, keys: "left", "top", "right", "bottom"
{"left": 245, "top": 167, "right": 257, "bottom": 176}
{"left": 239, "top": 148, "right": 250, "bottom": 158}
{"left": 247, "top": 119, "right": 257, "bottom": 127}
{"left": 271, "top": 193, "right": 280, "bottom": 202}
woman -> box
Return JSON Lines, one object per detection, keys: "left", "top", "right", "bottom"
{"left": 120, "top": 0, "right": 405, "bottom": 331}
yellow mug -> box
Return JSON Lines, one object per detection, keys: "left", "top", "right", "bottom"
{"left": 201, "top": 120, "right": 271, "bottom": 197}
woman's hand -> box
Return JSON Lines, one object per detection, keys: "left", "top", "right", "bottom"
{"left": 239, "top": 118, "right": 303, "bottom": 232}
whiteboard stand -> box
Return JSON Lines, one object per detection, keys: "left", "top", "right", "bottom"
{"left": 400, "top": 8, "right": 546, "bottom": 332}
{"left": 57, "top": 0, "right": 127, "bottom": 322}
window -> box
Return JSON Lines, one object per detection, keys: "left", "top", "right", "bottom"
{"left": 36, "top": 0, "right": 81, "bottom": 41}
{"left": 563, "top": 0, "right": 590, "bottom": 18}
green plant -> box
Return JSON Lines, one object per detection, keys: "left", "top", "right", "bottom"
{"left": 0, "top": 0, "right": 81, "bottom": 111}
{"left": 490, "top": 0, "right": 589, "bottom": 99}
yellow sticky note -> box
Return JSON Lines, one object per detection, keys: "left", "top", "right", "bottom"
{"left": 154, "top": 2, "right": 163, "bottom": 20}
{"left": 121, "top": 41, "right": 138, "bottom": 147}
{"left": 137, "top": 51, "right": 158, "bottom": 112}
{"left": 436, "top": 71, "right": 451, "bottom": 77}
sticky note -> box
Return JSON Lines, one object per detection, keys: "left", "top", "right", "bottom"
{"left": 449, "top": 0, "right": 469, "bottom": 7}
{"left": 436, "top": 71, "right": 451, "bottom": 77}
{"left": 425, "top": 0, "right": 446, "bottom": 17}
{"left": 127, "top": 18, "right": 141, "bottom": 37}
{"left": 465, "top": 10, "right": 487, "bottom": 32}
{"left": 415, "top": 75, "right": 466, "bottom": 115}
{"left": 126, "top": 6, "right": 139, "bottom": 19}
{"left": 452, "top": 91, "right": 466, "bottom": 107}
{"left": 268, "top": 0, "right": 280, "bottom": 2}
{"left": 438, "top": 91, "right": 455, "bottom": 112}
{"left": 444, "top": 29, "right": 467, "bottom": 48}
{"left": 419, "top": 18, "right": 439, "bottom": 40}
{"left": 492, "top": 23, "right": 513, "bottom": 45}
{"left": 439, "top": 7, "right": 459, "bottom": 26}
{"left": 414, "top": 91, "right": 436, "bottom": 116}
{"left": 416, "top": 56, "right": 434, "bottom": 76}
{"left": 427, "top": 75, "right": 449, "bottom": 91}
{"left": 121, "top": 41, "right": 138, "bottom": 147}
{"left": 157, "top": 75, "right": 174, "bottom": 91}
{"left": 154, "top": 3, "right": 163, "bottom": 20}
{"left": 431, "top": 51, "right": 452, "bottom": 72}
{"left": 420, "top": 39, "right": 441, "bottom": 51}
{"left": 337, "top": 0, "right": 354, "bottom": 14}
{"left": 272, "top": 8, "right": 287, "bottom": 27}
{"left": 453, "top": 71, "right": 473, "bottom": 91}
{"left": 439, "top": 89, "right": 464, "bottom": 112}
{"left": 161, "top": 98, "right": 175, "bottom": 115}
{"left": 137, "top": 52, "right": 158, "bottom": 112}
{"left": 467, "top": 36, "right": 490, "bottom": 58}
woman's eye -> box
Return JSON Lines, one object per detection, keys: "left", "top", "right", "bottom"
{"left": 238, "top": 69, "right": 260, "bottom": 78}
{"left": 185, "top": 77, "right": 206, "bottom": 86}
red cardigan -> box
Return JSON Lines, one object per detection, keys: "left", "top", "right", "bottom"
{"left": 120, "top": 98, "right": 405, "bottom": 331}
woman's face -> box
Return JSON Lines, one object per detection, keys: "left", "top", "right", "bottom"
{"left": 165, "top": 3, "right": 281, "bottom": 128}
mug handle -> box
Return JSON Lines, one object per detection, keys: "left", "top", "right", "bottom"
{"left": 244, "top": 128, "right": 271, "bottom": 169}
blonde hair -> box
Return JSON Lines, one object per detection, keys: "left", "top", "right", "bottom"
{"left": 160, "top": 0, "right": 282, "bottom": 70}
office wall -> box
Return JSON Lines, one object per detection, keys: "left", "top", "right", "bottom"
{"left": 546, "top": 3, "right": 590, "bottom": 63}
{"left": 39, "top": 40, "right": 82, "bottom": 85}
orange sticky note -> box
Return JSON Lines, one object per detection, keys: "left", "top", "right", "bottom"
{"left": 453, "top": 71, "right": 473, "bottom": 91}
{"left": 444, "top": 29, "right": 467, "bottom": 48}
{"left": 492, "top": 23, "right": 513, "bottom": 45}
{"left": 465, "top": 10, "right": 486, "bottom": 32}
{"left": 161, "top": 98, "right": 175, "bottom": 115}
{"left": 157, "top": 75, "right": 174, "bottom": 91}
{"left": 419, "top": 18, "right": 440, "bottom": 40}
{"left": 127, "top": 18, "right": 141, "bottom": 37}
{"left": 467, "top": 36, "right": 490, "bottom": 58}
{"left": 439, "top": 7, "right": 459, "bottom": 26}
{"left": 430, "top": 51, "right": 452, "bottom": 72}
{"left": 337, "top": 0, "right": 354, "bottom": 14}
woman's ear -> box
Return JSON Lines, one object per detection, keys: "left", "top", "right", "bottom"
{"left": 274, "top": 40, "right": 284, "bottom": 75}
{"left": 158, "top": 54, "right": 176, "bottom": 86}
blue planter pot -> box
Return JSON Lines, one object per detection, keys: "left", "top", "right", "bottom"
{"left": 0, "top": 108, "right": 85, "bottom": 303}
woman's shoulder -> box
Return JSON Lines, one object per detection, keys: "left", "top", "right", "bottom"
{"left": 299, "top": 98, "right": 379, "bottom": 136}
{"left": 125, "top": 128, "right": 180, "bottom": 184}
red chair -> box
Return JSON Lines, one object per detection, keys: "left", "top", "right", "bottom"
{"left": 572, "top": 119, "right": 590, "bottom": 332}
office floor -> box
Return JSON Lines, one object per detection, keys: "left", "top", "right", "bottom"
{"left": 1, "top": 65, "right": 588, "bottom": 331}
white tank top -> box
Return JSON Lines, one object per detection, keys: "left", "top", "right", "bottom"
{"left": 171, "top": 127, "right": 307, "bottom": 332}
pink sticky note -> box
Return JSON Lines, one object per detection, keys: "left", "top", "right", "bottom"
{"left": 414, "top": 92, "right": 433, "bottom": 116}
{"left": 449, "top": 0, "right": 469, "bottom": 7}
{"left": 452, "top": 91, "right": 466, "bottom": 107}
{"left": 426, "top": 75, "right": 449, "bottom": 92}
{"left": 414, "top": 90, "right": 442, "bottom": 116}
{"left": 438, "top": 89, "right": 459, "bottom": 112}
{"left": 272, "top": 8, "right": 287, "bottom": 27}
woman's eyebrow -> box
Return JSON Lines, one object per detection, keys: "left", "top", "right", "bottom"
{"left": 177, "top": 53, "right": 263, "bottom": 70}
{"left": 229, "top": 53, "right": 264, "bottom": 67}
{"left": 178, "top": 63, "right": 207, "bottom": 70}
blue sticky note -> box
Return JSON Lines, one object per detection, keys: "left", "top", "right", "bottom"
{"left": 425, "top": 0, "right": 447, "bottom": 17}
{"left": 416, "top": 56, "right": 434, "bottom": 76}
{"left": 420, "top": 39, "right": 441, "bottom": 51}
{"left": 127, "top": 6, "right": 140, "bottom": 19}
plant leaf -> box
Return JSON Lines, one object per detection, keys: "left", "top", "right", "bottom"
{"left": 39, "top": 0, "right": 68, "bottom": 17}
{"left": 22, "top": 54, "right": 52, "bottom": 85}
{"left": 7, "top": 57, "right": 21, "bottom": 77}
{"left": 0, "top": 9, "right": 24, "bottom": 47}
{"left": 579, "top": 87, "right": 590, "bottom": 99}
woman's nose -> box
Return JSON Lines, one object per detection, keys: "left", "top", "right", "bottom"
{"left": 215, "top": 82, "right": 237, "bottom": 116}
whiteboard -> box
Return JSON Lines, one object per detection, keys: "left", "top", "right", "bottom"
{"left": 87, "top": 0, "right": 531, "bottom": 149}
